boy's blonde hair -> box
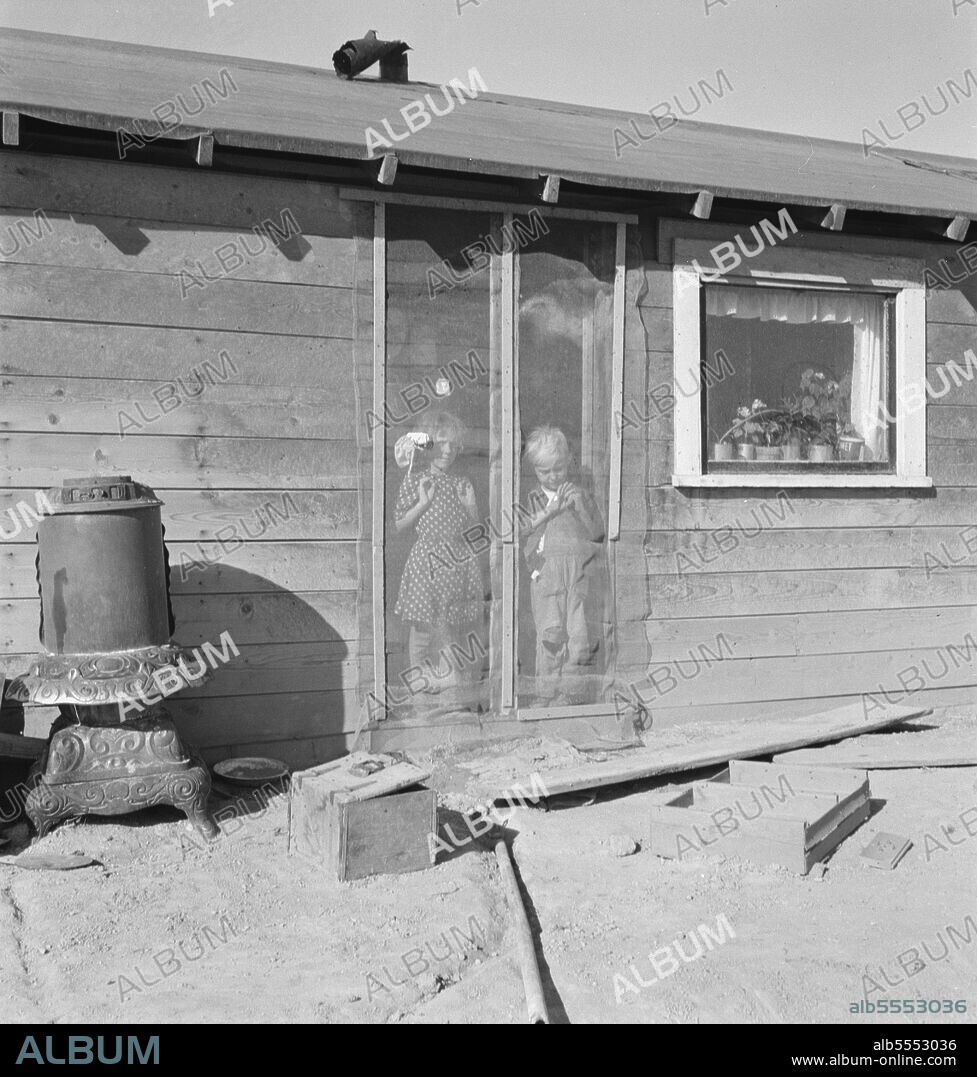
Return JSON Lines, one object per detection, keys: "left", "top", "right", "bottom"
{"left": 525, "top": 425, "right": 569, "bottom": 467}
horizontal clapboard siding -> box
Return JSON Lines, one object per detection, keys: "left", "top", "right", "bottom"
{"left": 0, "top": 153, "right": 370, "bottom": 765}
{"left": 613, "top": 218, "right": 977, "bottom": 725}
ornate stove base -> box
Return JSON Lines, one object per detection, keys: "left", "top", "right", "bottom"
{"left": 25, "top": 714, "right": 218, "bottom": 841}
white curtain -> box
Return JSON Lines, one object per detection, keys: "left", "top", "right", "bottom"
{"left": 705, "top": 287, "right": 885, "bottom": 460}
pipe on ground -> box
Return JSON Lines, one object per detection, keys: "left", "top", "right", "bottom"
{"left": 494, "top": 838, "right": 549, "bottom": 1024}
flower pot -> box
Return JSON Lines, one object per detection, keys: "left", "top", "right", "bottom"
{"left": 809, "top": 444, "right": 835, "bottom": 463}
{"left": 738, "top": 443, "right": 756, "bottom": 461}
{"left": 782, "top": 441, "right": 802, "bottom": 462}
{"left": 755, "top": 446, "right": 783, "bottom": 462}
{"left": 712, "top": 441, "right": 735, "bottom": 461}
{"left": 837, "top": 435, "right": 864, "bottom": 462}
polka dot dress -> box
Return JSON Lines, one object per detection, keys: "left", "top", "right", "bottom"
{"left": 394, "top": 467, "right": 483, "bottom": 625}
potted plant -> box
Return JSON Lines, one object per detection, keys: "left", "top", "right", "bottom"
{"left": 837, "top": 422, "right": 865, "bottom": 462}
{"left": 755, "top": 409, "right": 788, "bottom": 462}
{"left": 721, "top": 401, "right": 787, "bottom": 462}
{"left": 709, "top": 425, "right": 736, "bottom": 460}
{"left": 733, "top": 402, "right": 765, "bottom": 461}
{"left": 808, "top": 435, "right": 835, "bottom": 464}
{"left": 794, "top": 370, "right": 843, "bottom": 463}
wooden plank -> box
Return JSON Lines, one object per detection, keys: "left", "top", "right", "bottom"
{"left": 0, "top": 152, "right": 355, "bottom": 237}
{"left": 618, "top": 605, "right": 977, "bottom": 662}
{"left": 501, "top": 212, "right": 515, "bottom": 710}
{"left": 616, "top": 566, "right": 977, "bottom": 621}
{"left": 339, "top": 187, "right": 637, "bottom": 223}
{"left": 608, "top": 221, "right": 626, "bottom": 540}
{"left": 692, "top": 782, "right": 840, "bottom": 819}
{"left": 290, "top": 754, "right": 430, "bottom": 804}
{"left": 0, "top": 433, "right": 359, "bottom": 489}
{"left": 620, "top": 684, "right": 973, "bottom": 732}
{"left": 377, "top": 153, "right": 398, "bottom": 186}
{"left": 0, "top": 489, "right": 358, "bottom": 543}
{"left": 898, "top": 283, "right": 928, "bottom": 482}
{"left": 648, "top": 797, "right": 808, "bottom": 869}
{"left": 630, "top": 526, "right": 977, "bottom": 575}
{"left": 727, "top": 759, "right": 868, "bottom": 794}
{"left": 339, "top": 789, "right": 436, "bottom": 881}
{"left": 541, "top": 174, "right": 560, "bottom": 204}
{"left": 804, "top": 780, "right": 871, "bottom": 849}
{"left": 635, "top": 485, "right": 977, "bottom": 532}
{"left": 945, "top": 216, "right": 970, "bottom": 243}
{"left": 0, "top": 732, "right": 44, "bottom": 759}
{"left": 656, "top": 218, "right": 956, "bottom": 269}
{"left": 167, "top": 540, "right": 360, "bottom": 595}
{"left": 802, "top": 797, "right": 871, "bottom": 869}
{"left": 0, "top": 263, "right": 353, "bottom": 338}
{"left": 168, "top": 689, "right": 363, "bottom": 745}
{"left": 0, "top": 320, "right": 354, "bottom": 388}
{"left": 194, "top": 133, "right": 214, "bottom": 168}
{"left": 372, "top": 201, "right": 386, "bottom": 709}
{"left": 772, "top": 722, "right": 977, "bottom": 769}
{"left": 2, "top": 112, "right": 18, "bottom": 146}
{"left": 929, "top": 405, "right": 977, "bottom": 442}
{"left": 928, "top": 289, "right": 977, "bottom": 327}
{"left": 0, "top": 211, "right": 355, "bottom": 287}
{"left": 1, "top": 590, "right": 359, "bottom": 653}
{"left": 927, "top": 324, "right": 977, "bottom": 370}
{"left": 616, "top": 645, "right": 977, "bottom": 711}
{"left": 691, "top": 191, "right": 713, "bottom": 220}
{"left": 820, "top": 204, "right": 846, "bottom": 231}
{"left": 0, "top": 375, "right": 354, "bottom": 440}
{"left": 477, "top": 702, "right": 928, "bottom": 798}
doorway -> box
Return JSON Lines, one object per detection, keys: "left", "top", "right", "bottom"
{"left": 378, "top": 204, "right": 621, "bottom": 724}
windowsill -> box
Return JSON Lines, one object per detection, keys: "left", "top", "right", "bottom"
{"left": 672, "top": 473, "right": 934, "bottom": 489}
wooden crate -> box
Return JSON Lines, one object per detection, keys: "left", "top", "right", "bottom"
{"left": 648, "top": 760, "right": 871, "bottom": 875}
{"left": 287, "top": 754, "right": 436, "bottom": 881}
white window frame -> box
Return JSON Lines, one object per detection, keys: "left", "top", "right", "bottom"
{"left": 671, "top": 239, "right": 930, "bottom": 488}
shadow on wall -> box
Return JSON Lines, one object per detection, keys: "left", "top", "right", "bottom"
{"left": 160, "top": 564, "right": 354, "bottom": 771}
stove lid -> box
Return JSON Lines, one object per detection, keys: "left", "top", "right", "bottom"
{"left": 44, "top": 476, "right": 163, "bottom": 514}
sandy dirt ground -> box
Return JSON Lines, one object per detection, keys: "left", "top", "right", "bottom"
{"left": 1, "top": 739, "right": 975, "bottom": 1025}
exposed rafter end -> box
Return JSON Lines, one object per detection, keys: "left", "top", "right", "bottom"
{"left": 377, "top": 153, "right": 398, "bottom": 186}
{"left": 194, "top": 133, "right": 214, "bottom": 167}
{"left": 945, "top": 215, "right": 971, "bottom": 243}
{"left": 691, "top": 190, "right": 714, "bottom": 220}
{"left": 540, "top": 174, "right": 560, "bottom": 204}
{"left": 2, "top": 111, "right": 19, "bottom": 146}
{"left": 820, "top": 203, "right": 847, "bottom": 231}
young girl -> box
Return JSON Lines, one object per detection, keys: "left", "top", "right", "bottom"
{"left": 521, "top": 425, "right": 605, "bottom": 706}
{"left": 394, "top": 411, "right": 483, "bottom": 710}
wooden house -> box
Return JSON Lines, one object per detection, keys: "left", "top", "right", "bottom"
{"left": 2, "top": 29, "right": 976, "bottom": 768}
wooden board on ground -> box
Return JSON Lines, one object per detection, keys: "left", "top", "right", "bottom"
{"left": 773, "top": 721, "right": 977, "bottom": 769}
{"left": 648, "top": 761, "right": 871, "bottom": 875}
{"left": 477, "top": 702, "right": 928, "bottom": 799}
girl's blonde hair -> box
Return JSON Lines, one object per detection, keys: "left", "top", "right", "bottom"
{"left": 524, "top": 425, "right": 569, "bottom": 467}
{"left": 422, "top": 409, "right": 467, "bottom": 450}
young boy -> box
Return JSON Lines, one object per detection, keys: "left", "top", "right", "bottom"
{"left": 521, "top": 426, "right": 604, "bottom": 706}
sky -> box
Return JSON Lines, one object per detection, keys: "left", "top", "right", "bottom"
{"left": 1, "top": 0, "right": 975, "bottom": 159}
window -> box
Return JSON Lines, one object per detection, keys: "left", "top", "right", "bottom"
{"left": 671, "top": 238, "right": 929, "bottom": 488}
